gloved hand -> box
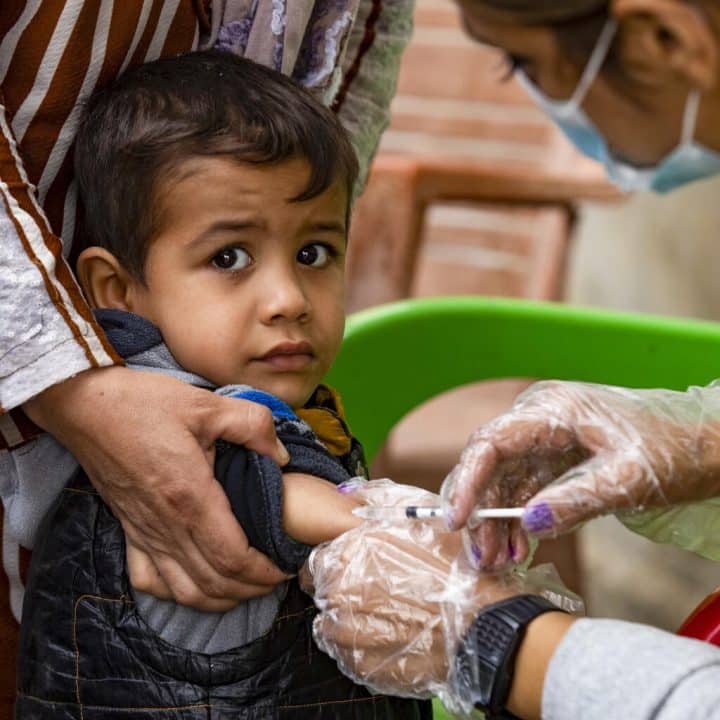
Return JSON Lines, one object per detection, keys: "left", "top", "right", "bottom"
{"left": 441, "top": 380, "right": 720, "bottom": 569}
{"left": 301, "top": 479, "right": 581, "bottom": 716}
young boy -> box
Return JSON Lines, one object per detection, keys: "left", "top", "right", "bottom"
{"left": 15, "top": 51, "right": 431, "bottom": 719}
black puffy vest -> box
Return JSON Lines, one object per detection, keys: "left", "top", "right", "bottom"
{"left": 16, "top": 470, "right": 431, "bottom": 719}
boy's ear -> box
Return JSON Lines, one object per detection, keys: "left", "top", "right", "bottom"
{"left": 76, "top": 247, "right": 136, "bottom": 310}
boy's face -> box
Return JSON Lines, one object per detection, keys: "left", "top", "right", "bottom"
{"left": 129, "top": 156, "right": 347, "bottom": 407}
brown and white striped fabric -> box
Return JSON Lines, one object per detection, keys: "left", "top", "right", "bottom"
{"left": 0, "top": 1, "right": 412, "bottom": 715}
{"left": 0, "top": 4, "right": 206, "bottom": 712}
{"left": 0, "top": 0, "right": 207, "bottom": 436}
{"left": 0, "top": 0, "right": 412, "bottom": 425}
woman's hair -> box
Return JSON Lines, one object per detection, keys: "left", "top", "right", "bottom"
{"left": 73, "top": 50, "right": 358, "bottom": 279}
{"left": 473, "top": 1, "right": 614, "bottom": 71}
{"left": 478, "top": 1, "right": 608, "bottom": 23}
{"left": 474, "top": 1, "right": 715, "bottom": 85}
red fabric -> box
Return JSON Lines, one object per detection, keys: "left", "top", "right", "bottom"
{"left": 0, "top": 409, "right": 42, "bottom": 450}
{"left": 0, "top": 506, "right": 22, "bottom": 720}
{"left": 677, "top": 588, "right": 720, "bottom": 646}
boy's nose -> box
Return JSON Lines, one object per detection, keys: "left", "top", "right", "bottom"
{"left": 260, "top": 271, "right": 312, "bottom": 324}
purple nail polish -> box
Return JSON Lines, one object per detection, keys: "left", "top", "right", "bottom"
{"left": 508, "top": 542, "right": 516, "bottom": 560}
{"left": 471, "top": 543, "right": 483, "bottom": 564}
{"left": 522, "top": 502, "right": 554, "bottom": 533}
{"left": 337, "top": 479, "right": 361, "bottom": 495}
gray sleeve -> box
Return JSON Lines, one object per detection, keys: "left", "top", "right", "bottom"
{"left": 335, "top": 0, "right": 414, "bottom": 193}
{"left": 0, "top": 433, "right": 78, "bottom": 551}
{"left": 0, "top": 100, "right": 117, "bottom": 410}
{"left": 543, "top": 618, "right": 720, "bottom": 720}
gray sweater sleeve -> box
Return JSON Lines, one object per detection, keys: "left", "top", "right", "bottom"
{"left": 543, "top": 618, "right": 720, "bottom": 720}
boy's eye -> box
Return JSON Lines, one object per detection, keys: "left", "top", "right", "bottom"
{"left": 212, "top": 247, "right": 251, "bottom": 271}
{"left": 297, "top": 243, "right": 331, "bottom": 268}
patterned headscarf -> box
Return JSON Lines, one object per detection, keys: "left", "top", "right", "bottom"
{"left": 205, "top": 0, "right": 360, "bottom": 106}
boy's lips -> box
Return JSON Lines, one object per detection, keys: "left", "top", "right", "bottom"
{"left": 256, "top": 341, "right": 315, "bottom": 371}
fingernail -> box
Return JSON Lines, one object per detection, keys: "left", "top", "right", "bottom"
{"left": 470, "top": 543, "right": 483, "bottom": 567}
{"left": 508, "top": 542, "right": 516, "bottom": 560}
{"left": 522, "top": 502, "right": 554, "bottom": 533}
{"left": 337, "top": 479, "right": 363, "bottom": 495}
{"left": 444, "top": 506, "right": 456, "bottom": 530}
{"left": 277, "top": 440, "right": 290, "bottom": 465}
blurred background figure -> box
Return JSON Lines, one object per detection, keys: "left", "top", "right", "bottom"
{"left": 569, "top": 176, "right": 720, "bottom": 629}
{"left": 346, "top": 0, "right": 720, "bottom": 630}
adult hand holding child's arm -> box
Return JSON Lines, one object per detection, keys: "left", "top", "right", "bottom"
{"left": 23, "top": 365, "right": 290, "bottom": 610}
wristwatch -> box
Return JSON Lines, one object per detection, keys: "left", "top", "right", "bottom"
{"left": 453, "top": 594, "right": 565, "bottom": 719}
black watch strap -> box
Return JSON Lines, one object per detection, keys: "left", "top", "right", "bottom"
{"left": 453, "top": 594, "right": 564, "bottom": 719}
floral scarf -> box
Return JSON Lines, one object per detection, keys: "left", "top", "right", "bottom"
{"left": 204, "top": 0, "right": 361, "bottom": 105}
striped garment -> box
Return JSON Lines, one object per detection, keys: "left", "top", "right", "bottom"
{"left": 0, "top": 0, "right": 412, "bottom": 428}
{"left": 0, "top": 2, "right": 412, "bottom": 714}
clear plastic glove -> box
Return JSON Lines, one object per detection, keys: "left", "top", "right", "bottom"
{"left": 301, "top": 479, "right": 581, "bottom": 716}
{"left": 442, "top": 380, "right": 720, "bottom": 569}
{"left": 618, "top": 497, "right": 720, "bottom": 561}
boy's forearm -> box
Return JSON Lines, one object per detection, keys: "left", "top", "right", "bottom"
{"left": 282, "top": 473, "right": 363, "bottom": 545}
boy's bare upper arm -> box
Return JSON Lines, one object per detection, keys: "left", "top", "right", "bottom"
{"left": 281, "top": 472, "right": 363, "bottom": 546}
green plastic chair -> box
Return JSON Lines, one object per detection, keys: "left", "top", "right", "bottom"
{"left": 326, "top": 295, "right": 720, "bottom": 719}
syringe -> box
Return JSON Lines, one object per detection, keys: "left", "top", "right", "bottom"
{"left": 352, "top": 505, "right": 525, "bottom": 523}
{"left": 352, "top": 502, "right": 555, "bottom": 533}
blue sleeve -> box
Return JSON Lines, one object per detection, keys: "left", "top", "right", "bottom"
{"left": 213, "top": 420, "right": 351, "bottom": 574}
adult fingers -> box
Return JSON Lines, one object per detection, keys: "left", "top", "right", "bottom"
{"left": 311, "top": 606, "right": 443, "bottom": 683}
{"left": 185, "top": 476, "right": 290, "bottom": 590}
{"left": 463, "top": 481, "right": 509, "bottom": 570}
{"left": 509, "top": 519, "right": 531, "bottom": 564}
{"left": 468, "top": 519, "right": 531, "bottom": 570}
{"left": 201, "top": 394, "right": 289, "bottom": 466}
{"left": 121, "top": 490, "right": 287, "bottom": 607}
{"left": 442, "top": 416, "right": 519, "bottom": 531}
{"left": 521, "top": 455, "right": 657, "bottom": 536}
{"left": 150, "top": 553, "right": 240, "bottom": 612}
{"left": 443, "top": 413, "right": 568, "bottom": 528}
{"left": 442, "top": 439, "right": 499, "bottom": 531}
{"left": 298, "top": 560, "right": 315, "bottom": 596}
{"left": 126, "top": 542, "right": 172, "bottom": 599}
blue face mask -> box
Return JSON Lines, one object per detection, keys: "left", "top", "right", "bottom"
{"left": 516, "top": 18, "right": 720, "bottom": 193}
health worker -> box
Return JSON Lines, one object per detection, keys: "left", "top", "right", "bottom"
{"left": 307, "top": 3, "right": 720, "bottom": 719}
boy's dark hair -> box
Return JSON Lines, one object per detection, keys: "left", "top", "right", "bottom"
{"left": 73, "top": 50, "right": 358, "bottom": 279}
